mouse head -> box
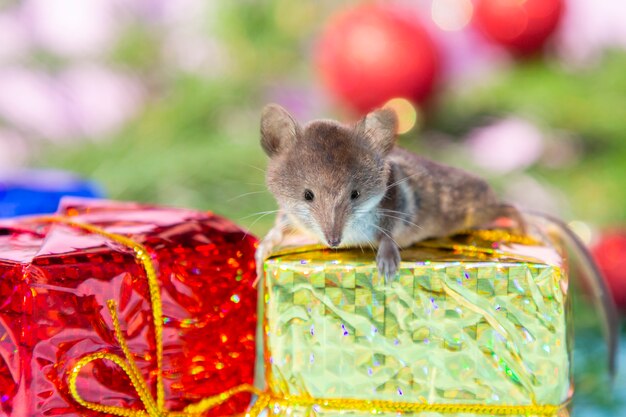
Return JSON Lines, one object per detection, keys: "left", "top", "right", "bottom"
{"left": 260, "top": 104, "right": 397, "bottom": 247}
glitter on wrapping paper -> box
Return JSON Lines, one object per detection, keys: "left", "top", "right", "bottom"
{"left": 522, "top": 329, "right": 535, "bottom": 342}
{"left": 501, "top": 360, "right": 522, "bottom": 385}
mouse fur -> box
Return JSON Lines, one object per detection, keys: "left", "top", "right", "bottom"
{"left": 256, "top": 104, "right": 519, "bottom": 279}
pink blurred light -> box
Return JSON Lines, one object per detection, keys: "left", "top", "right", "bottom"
{"left": 0, "top": 129, "right": 29, "bottom": 170}
{"left": 466, "top": 117, "right": 545, "bottom": 173}
{"left": 156, "top": 0, "right": 210, "bottom": 26}
{"left": 23, "top": 0, "right": 119, "bottom": 56}
{"left": 0, "top": 10, "right": 31, "bottom": 62}
{"left": 556, "top": 0, "right": 626, "bottom": 65}
{"left": 437, "top": 26, "right": 510, "bottom": 86}
{"left": 60, "top": 65, "right": 144, "bottom": 138}
{"left": 0, "top": 68, "right": 74, "bottom": 139}
{"left": 0, "top": 66, "right": 144, "bottom": 141}
{"left": 163, "top": 29, "right": 230, "bottom": 77}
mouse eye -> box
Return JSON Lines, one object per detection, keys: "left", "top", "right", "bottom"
{"left": 304, "top": 189, "right": 315, "bottom": 202}
{"left": 351, "top": 190, "right": 360, "bottom": 200}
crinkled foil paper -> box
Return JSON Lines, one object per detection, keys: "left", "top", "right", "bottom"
{"left": 260, "top": 233, "right": 571, "bottom": 417}
{"left": 0, "top": 198, "right": 258, "bottom": 416}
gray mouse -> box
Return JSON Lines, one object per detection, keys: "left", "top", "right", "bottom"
{"left": 255, "top": 103, "right": 618, "bottom": 374}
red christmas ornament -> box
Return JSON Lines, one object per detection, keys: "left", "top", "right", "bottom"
{"left": 591, "top": 231, "right": 626, "bottom": 312}
{"left": 473, "top": 0, "right": 564, "bottom": 55}
{"left": 315, "top": 4, "right": 440, "bottom": 114}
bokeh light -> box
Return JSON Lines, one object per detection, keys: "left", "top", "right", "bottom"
{"left": 431, "top": 0, "right": 473, "bottom": 32}
{"left": 466, "top": 118, "right": 544, "bottom": 173}
{"left": 383, "top": 97, "right": 419, "bottom": 134}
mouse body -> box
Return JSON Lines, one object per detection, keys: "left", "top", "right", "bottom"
{"left": 255, "top": 104, "right": 618, "bottom": 375}
{"left": 256, "top": 104, "right": 518, "bottom": 277}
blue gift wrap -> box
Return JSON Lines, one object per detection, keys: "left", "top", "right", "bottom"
{"left": 0, "top": 169, "right": 104, "bottom": 217}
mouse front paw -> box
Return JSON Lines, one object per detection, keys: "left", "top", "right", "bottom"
{"left": 254, "top": 241, "right": 274, "bottom": 286}
{"left": 376, "top": 237, "right": 401, "bottom": 281}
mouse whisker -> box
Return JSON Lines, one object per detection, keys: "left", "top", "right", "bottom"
{"left": 242, "top": 163, "right": 267, "bottom": 174}
{"left": 384, "top": 171, "right": 423, "bottom": 192}
{"left": 377, "top": 213, "right": 423, "bottom": 231}
{"left": 240, "top": 209, "right": 280, "bottom": 220}
{"left": 370, "top": 223, "right": 400, "bottom": 248}
{"left": 353, "top": 225, "right": 376, "bottom": 253}
{"left": 240, "top": 210, "right": 281, "bottom": 241}
{"left": 227, "top": 190, "right": 270, "bottom": 202}
{"left": 377, "top": 208, "right": 418, "bottom": 218}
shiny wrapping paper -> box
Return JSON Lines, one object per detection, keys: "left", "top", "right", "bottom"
{"left": 0, "top": 199, "right": 258, "bottom": 417}
{"left": 260, "top": 231, "right": 571, "bottom": 417}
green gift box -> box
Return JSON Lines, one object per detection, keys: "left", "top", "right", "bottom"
{"left": 255, "top": 230, "right": 571, "bottom": 417}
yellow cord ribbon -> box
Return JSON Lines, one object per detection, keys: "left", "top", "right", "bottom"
{"left": 246, "top": 394, "right": 566, "bottom": 416}
{"left": 34, "top": 217, "right": 566, "bottom": 417}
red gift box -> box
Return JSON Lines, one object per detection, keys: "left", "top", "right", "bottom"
{"left": 0, "top": 199, "right": 258, "bottom": 417}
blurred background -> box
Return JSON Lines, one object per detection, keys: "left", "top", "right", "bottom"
{"left": 0, "top": 0, "right": 624, "bottom": 413}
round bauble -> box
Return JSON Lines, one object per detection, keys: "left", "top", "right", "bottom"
{"left": 315, "top": 4, "right": 440, "bottom": 114}
{"left": 591, "top": 231, "right": 626, "bottom": 312}
{"left": 473, "top": 0, "right": 564, "bottom": 55}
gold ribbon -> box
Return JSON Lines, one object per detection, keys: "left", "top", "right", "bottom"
{"left": 246, "top": 394, "right": 567, "bottom": 416}
{"left": 34, "top": 217, "right": 566, "bottom": 416}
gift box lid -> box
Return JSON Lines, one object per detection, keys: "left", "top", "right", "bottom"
{"left": 267, "top": 228, "right": 566, "bottom": 268}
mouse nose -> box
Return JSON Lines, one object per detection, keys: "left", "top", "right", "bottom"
{"left": 327, "top": 237, "right": 341, "bottom": 248}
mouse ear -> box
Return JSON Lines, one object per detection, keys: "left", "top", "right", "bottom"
{"left": 356, "top": 108, "right": 398, "bottom": 155}
{"left": 260, "top": 104, "right": 300, "bottom": 157}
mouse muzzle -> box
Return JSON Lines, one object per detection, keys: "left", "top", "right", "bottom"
{"left": 322, "top": 223, "right": 343, "bottom": 248}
